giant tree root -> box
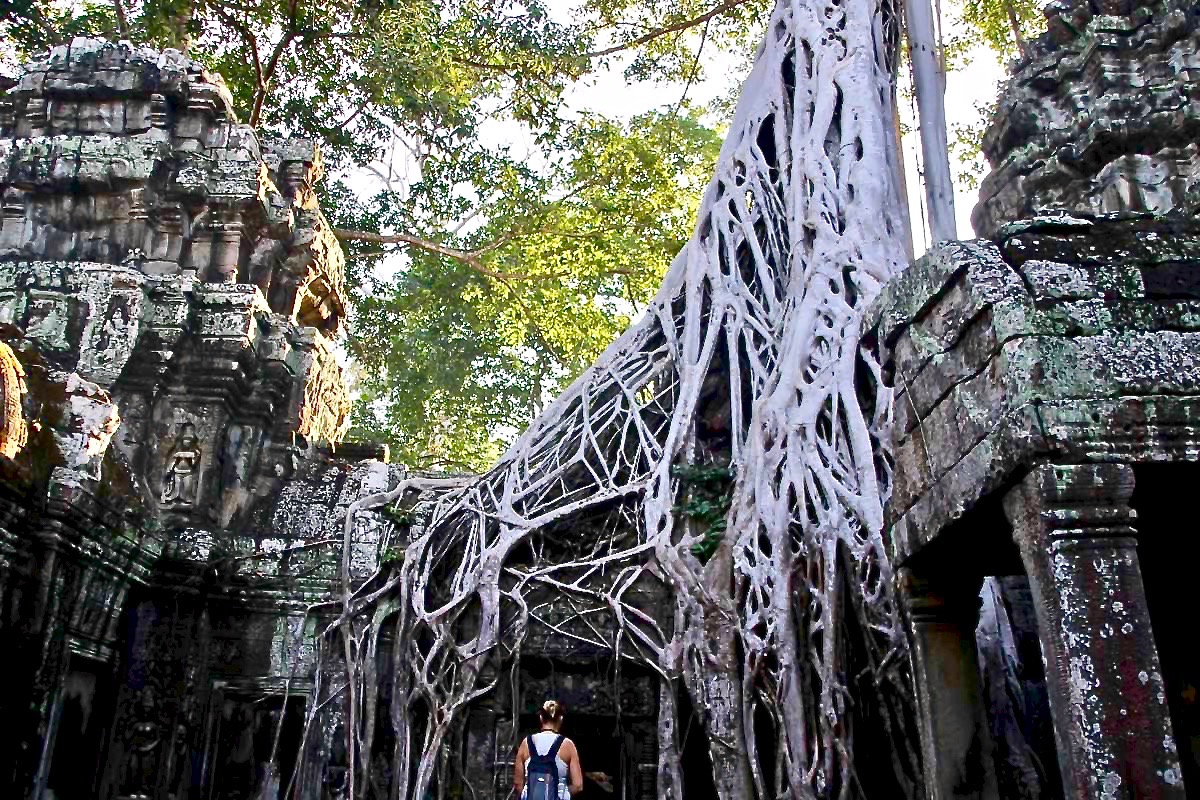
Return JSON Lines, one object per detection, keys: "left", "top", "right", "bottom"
{"left": 329, "top": 0, "right": 924, "bottom": 796}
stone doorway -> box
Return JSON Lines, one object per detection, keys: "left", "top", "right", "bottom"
{"left": 202, "top": 687, "right": 308, "bottom": 800}
{"left": 42, "top": 655, "right": 116, "bottom": 800}
{"left": 466, "top": 657, "right": 659, "bottom": 800}
{"left": 510, "top": 711, "right": 654, "bottom": 800}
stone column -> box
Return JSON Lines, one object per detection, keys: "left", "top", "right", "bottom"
{"left": 1003, "top": 463, "right": 1185, "bottom": 799}
{"left": 901, "top": 569, "right": 1000, "bottom": 800}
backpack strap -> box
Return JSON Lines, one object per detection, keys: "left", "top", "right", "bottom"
{"left": 546, "top": 734, "right": 565, "bottom": 760}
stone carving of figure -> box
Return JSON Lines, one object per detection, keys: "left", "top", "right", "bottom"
{"left": 95, "top": 302, "right": 130, "bottom": 356}
{"left": 23, "top": 202, "right": 51, "bottom": 256}
{"left": 161, "top": 423, "right": 202, "bottom": 506}
{"left": 167, "top": 695, "right": 197, "bottom": 799}
{"left": 121, "top": 687, "right": 162, "bottom": 799}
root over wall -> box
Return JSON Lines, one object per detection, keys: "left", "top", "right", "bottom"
{"left": 332, "top": 0, "right": 924, "bottom": 796}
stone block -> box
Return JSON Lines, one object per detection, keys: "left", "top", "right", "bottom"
{"left": 47, "top": 99, "right": 78, "bottom": 134}
{"left": 1020, "top": 259, "right": 1099, "bottom": 300}
{"left": 174, "top": 113, "right": 207, "bottom": 140}
{"left": 125, "top": 100, "right": 152, "bottom": 132}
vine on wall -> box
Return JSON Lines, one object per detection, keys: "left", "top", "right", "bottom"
{"left": 672, "top": 463, "right": 735, "bottom": 564}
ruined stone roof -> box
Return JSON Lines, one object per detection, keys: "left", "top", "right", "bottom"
{"left": 0, "top": 37, "right": 347, "bottom": 337}
{"left": 0, "top": 39, "right": 362, "bottom": 533}
{"left": 973, "top": 0, "right": 1200, "bottom": 237}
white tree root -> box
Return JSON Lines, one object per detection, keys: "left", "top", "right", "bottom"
{"left": 328, "top": 0, "right": 923, "bottom": 796}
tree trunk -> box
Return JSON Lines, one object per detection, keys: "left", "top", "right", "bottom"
{"left": 334, "top": 0, "right": 920, "bottom": 796}
{"left": 173, "top": 0, "right": 194, "bottom": 53}
{"left": 686, "top": 540, "right": 754, "bottom": 800}
{"left": 904, "top": 0, "right": 957, "bottom": 243}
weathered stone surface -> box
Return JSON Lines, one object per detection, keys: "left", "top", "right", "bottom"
{"left": 871, "top": 214, "right": 1200, "bottom": 551}
{"left": 872, "top": 203, "right": 1200, "bottom": 799}
{"left": 973, "top": 0, "right": 1200, "bottom": 238}
{"left": 0, "top": 40, "right": 377, "bottom": 800}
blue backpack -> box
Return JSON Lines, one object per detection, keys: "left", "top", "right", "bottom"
{"left": 525, "top": 734, "right": 565, "bottom": 800}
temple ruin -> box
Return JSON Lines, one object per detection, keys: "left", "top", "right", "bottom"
{"left": 2, "top": 0, "right": 1200, "bottom": 797}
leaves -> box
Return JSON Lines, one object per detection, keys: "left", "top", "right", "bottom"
{"left": 1, "top": 0, "right": 1043, "bottom": 472}
{"left": 346, "top": 108, "right": 722, "bottom": 469}
{"left": 945, "top": 0, "right": 1044, "bottom": 59}
{"left": 671, "top": 462, "right": 736, "bottom": 563}
{"left": 0, "top": 0, "right": 739, "bottom": 470}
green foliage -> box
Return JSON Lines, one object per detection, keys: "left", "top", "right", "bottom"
{"left": 379, "top": 504, "right": 414, "bottom": 565}
{"left": 346, "top": 108, "right": 721, "bottom": 469}
{"left": 0, "top": 0, "right": 1039, "bottom": 473}
{"left": 380, "top": 503, "right": 417, "bottom": 527}
{"left": 937, "top": 0, "right": 1046, "bottom": 197}
{"left": 671, "top": 462, "right": 735, "bottom": 564}
{"left": 944, "top": 0, "right": 1044, "bottom": 61}
{"left": 0, "top": 1, "right": 117, "bottom": 59}
{"left": 1, "top": 0, "right": 735, "bottom": 472}
{"left": 950, "top": 98, "right": 996, "bottom": 191}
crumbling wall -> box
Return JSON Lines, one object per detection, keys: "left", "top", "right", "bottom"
{"left": 974, "top": 0, "right": 1200, "bottom": 237}
{"left": 0, "top": 38, "right": 385, "bottom": 800}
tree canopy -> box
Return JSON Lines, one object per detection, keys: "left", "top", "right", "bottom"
{"left": 0, "top": 0, "right": 1045, "bottom": 470}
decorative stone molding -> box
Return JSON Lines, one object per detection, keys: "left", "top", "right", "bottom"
{"left": 1003, "top": 464, "right": 1184, "bottom": 799}
{"left": 865, "top": 213, "right": 1200, "bottom": 560}
{"left": 0, "top": 40, "right": 380, "bottom": 798}
{"left": 973, "top": 0, "right": 1200, "bottom": 237}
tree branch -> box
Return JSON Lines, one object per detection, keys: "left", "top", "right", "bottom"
{"left": 331, "top": 228, "right": 516, "bottom": 281}
{"left": 210, "top": 3, "right": 263, "bottom": 96}
{"left": 112, "top": 0, "right": 129, "bottom": 37}
{"left": 331, "top": 226, "right": 636, "bottom": 282}
{"left": 251, "top": 0, "right": 300, "bottom": 126}
{"left": 584, "top": 0, "right": 752, "bottom": 58}
{"left": 1004, "top": 0, "right": 1029, "bottom": 56}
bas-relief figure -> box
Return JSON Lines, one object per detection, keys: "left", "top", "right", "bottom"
{"left": 161, "top": 422, "right": 202, "bottom": 506}
{"left": 119, "top": 687, "right": 162, "bottom": 800}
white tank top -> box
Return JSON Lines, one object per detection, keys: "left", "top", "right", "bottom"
{"left": 523, "top": 731, "right": 569, "bottom": 799}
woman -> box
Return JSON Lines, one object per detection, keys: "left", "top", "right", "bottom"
{"left": 514, "top": 701, "right": 584, "bottom": 799}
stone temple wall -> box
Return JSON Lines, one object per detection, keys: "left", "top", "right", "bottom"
{"left": 0, "top": 38, "right": 403, "bottom": 800}
{"left": 6, "top": 2, "right": 1200, "bottom": 797}
{"left": 0, "top": 39, "right": 656, "bottom": 800}
{"left": 973, "top": 0, "right": 1200, "bottom": 237}
{"left": 865, "top": 0, "right": 1200, "bottom": 796}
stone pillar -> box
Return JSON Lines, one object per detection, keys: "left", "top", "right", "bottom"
{"left": 901, "top": 569, "right": 1000, "bottom": 800}
{"left": 210, "top": 208, "right": 244, "bottom": 283}
{"left": 1003, "top": 463, "right": 1185, "bottom": 799}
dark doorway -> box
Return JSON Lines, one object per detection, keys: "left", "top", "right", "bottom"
{"left": 44, "top": 656, "right": 115, "bottom": 800}
{"left": 487, "top": 657, "right": 659, "bottom": 800}
{"left": 906, "top": 496, "right": 1064, "bottom": 800}
{"left": 976, "top": 575, "right": 1064, "bottom": 800}
{"left": 1134, "top": 463, "right": 1200, "bottom": 795}
{"left": 206, "top": 691, "right": 306, "bottom": 800}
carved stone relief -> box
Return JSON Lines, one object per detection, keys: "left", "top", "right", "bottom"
{"left": 161, "top": 422, "right": 202, "bottom": 507}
